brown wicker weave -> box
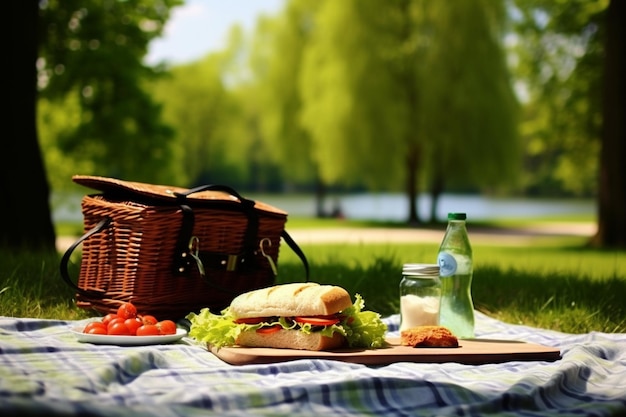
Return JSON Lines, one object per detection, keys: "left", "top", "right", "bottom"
{"left": 60, "top": 175, "right": 303, "bottom": 320}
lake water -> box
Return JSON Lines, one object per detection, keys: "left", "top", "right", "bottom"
{"left": 52, "top": 192, "right": 595, "bottom": 223}
{"left": 261, "top": 193, "right": 595, "bottom": 222}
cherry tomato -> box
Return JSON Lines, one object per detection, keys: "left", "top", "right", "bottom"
{"left": 83, "top": 322, "right": 107, "bottom": 334}
{"left": 139, "top": 315, "right": 158, "bottom": 326}
{"left": 124, "top": 318, "right": 143, "bottom": 335}
{"left": 108, "top": 322, "right": 131, "bottom": 336}
{"left": 117, "top": 302, "right": 137, "bottom": 320}
{"left": 102, "top": 313, "right": 118, "bottom": 327}
{"left": 136, "top": 324, "right": 160, "bottom": 336}
{"left": 107, "top": 317, "right": 126, "bottom": 332}
{"left": 256, "top": 325, "right": 282, "bottom": 334}
{"left": 86, "top": 326, "right": 107, "bottom": 335}
{"left": 294, "top": 316, "right": 340, "bottom": 326}
{"left": 156, "top": 320, "right": 177, "bottom": 335}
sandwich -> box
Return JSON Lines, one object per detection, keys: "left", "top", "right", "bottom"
{"left": 186, "top": 282, "right": 388, "bottom": 351}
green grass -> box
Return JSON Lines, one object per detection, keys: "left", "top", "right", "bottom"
{"left": 274, "top": 239, "right": 626, "bottom": 334}
{"left": 0, "top": 251, "right": 91, "bottom": 321}
{"left": 1, "top": 218, "right": 624, "bottom": 334}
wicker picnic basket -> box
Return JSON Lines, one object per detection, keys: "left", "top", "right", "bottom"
{"left": 60, "top": 175, "right": 308, "bottom": 320}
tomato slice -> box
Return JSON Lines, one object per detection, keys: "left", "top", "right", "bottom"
{"left": 294, "top": 316, "right": 341, "bottom": 326}
{"left": 256, "top": 325, "right": 282, "bottom": 334}
{"left": 234, "top": 317, "right": 273, "bottom": 325}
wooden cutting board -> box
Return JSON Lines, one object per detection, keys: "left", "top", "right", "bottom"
{"left": 208, "top": 337, "right": 561, "bottom": 366}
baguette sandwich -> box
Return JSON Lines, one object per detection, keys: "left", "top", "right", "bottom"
{"left": 186, "top": 282, "right": 388, "bottom": 351}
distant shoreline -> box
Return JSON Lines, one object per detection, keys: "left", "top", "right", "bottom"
{"left": 56, "top": 222, "right": 595, "bottom": 251}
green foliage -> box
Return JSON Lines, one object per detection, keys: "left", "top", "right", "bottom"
{"left": 252, "top": 1, "right": 319, "bottom": 185}
{"left": 511, "top": 0, "right": 607, "bottom": 196}
{"left": 38, "top": 0, "right": 183, "bottom": 186}
{"left": 35, "top": 0, "right": 607, "bottom": 204}
{"left": 150, "top": 25, "right": 289, "bottom": 188}
{"left": 421, "top": 0, "right": 521, "bottom": 190}
{"left": 300, "top": 0, "right": 409, "bottom": 188}
{"left": 150, "top": 54, "right": 234, "bottom": 186}
{"left": 38, "top": 95, "right": 97, "bottom": 190}
{"left": 297, "top": 0, "right": 520, "bottom": 195}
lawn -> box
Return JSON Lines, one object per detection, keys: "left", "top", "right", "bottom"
{"left": 1, "top": 217, "right": 624, "bottom": 334}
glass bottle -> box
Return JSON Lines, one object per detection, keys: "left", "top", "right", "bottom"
{"left": 437, "top": 213, "right": 475, "bottom": 338}
{"left": 399, "top": 264, "right": 441, "bottom": 331}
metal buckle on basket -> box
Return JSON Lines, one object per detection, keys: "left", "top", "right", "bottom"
{"left": 188, "top": 236, "right": 206, "bottom": 277}
{"left": 259, "top": 238, "right": 278, "bottom": 276}
{"left": 223, "top": 255, "right": 239, "bottom": 271}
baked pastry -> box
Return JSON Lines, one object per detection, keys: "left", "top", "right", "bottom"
{"left": 400, "top": 325, "right": 459, "bottom": 347}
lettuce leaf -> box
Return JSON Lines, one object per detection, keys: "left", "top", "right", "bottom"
{"left": 340, "top": 294, "right": 388, "bottom": 348}
{"left": 186, "top": 308, "right": 254, "bottom": 349}
{"left": 186, "top": 293, "right": 387, "bottom": 349}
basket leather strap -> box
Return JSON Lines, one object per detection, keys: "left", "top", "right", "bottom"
{"left": 173, "top": 185, "right": 259, "bottom": 277}
{"left": 281, "top": 230, "right": 309, "bottom": 281}
{"left": 171, "top": 203, "right": 197, "bottom": 275}
{"left": 59, "top": 218, "right": 111, "bottom": 297}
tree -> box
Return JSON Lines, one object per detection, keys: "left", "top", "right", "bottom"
{"left": 300, "top": 0, "right": 418, "bottom": 220}
{"left": 512, "top": 0, "right": 604, "bottom": 197}
{"left": 594, "top": 0, "right": 625, "bottom": 248}
{"left": 299, "top": 0, "right": 519, "bottom": 223}
{"left": 38, "top": 0, "right": 183, "bottom": 185}
{"left": 2, "top": 1, "right": 181, "bottom": 252}
{"left": 512, "top": 0, "right": 625, "bottom": 247}
{"left": 420, "top": 0, "right": 520, "bottom": 220}
{"left": 3, "top": 2, "right": 56, "bottom": 251}
{"left": 252, "top": 0, "right": 330, "bottom": 214}
{"left": 151, "top": 53, "right": 233, "bottom": 186}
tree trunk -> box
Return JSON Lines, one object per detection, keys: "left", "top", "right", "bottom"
{"left": 1, "top": 3, "right": 56, "bottom": 252}
{"left": 397, "top": 0, "right": 423, "bottom": 226}
{"left": 314, "top": 174, "right": 327, "bottom": 218}
{"left": 405, "top": 143, "right": 421, "bottom": 225}
{"left": 592, "top": 0, "right": 626, "bottom": 248}
{"left": 429, "top": 170, "right": 445, "bottom": 224}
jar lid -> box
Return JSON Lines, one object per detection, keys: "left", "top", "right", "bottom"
{"left": 402, "top": 263, "right": 440, "bottom": 277}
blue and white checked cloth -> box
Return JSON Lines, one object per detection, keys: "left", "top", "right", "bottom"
{"left": 1, "top": 312, "right": 625, "bottom": 416}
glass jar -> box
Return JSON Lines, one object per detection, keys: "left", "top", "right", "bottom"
{"left": 399, "top": 263, "right": 441, "bottom": 331}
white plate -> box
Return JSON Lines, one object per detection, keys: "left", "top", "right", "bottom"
{"left": 71, "top": 327, "right": 188, "bottom": 346}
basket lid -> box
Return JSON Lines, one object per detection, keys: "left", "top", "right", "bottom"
{"left": 72, "top": 175, "right": 287, "bottom": 216}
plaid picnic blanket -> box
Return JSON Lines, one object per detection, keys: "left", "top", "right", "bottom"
{"left": 1, "top": 311, "right": 625, "bottom": 417}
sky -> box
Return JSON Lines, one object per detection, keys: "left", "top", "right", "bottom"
{"left": 145, "top": 0, "right": 285, "bottom": 65}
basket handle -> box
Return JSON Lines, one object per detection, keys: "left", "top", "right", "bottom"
{"left": 59, "top": 218, "right": 111, "bottom": 297}
{"left": 173, "top": 184, "right": 256, "bottom": 209}
{"left": 282, "top": 230, "right": 309, "bottom": 281}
